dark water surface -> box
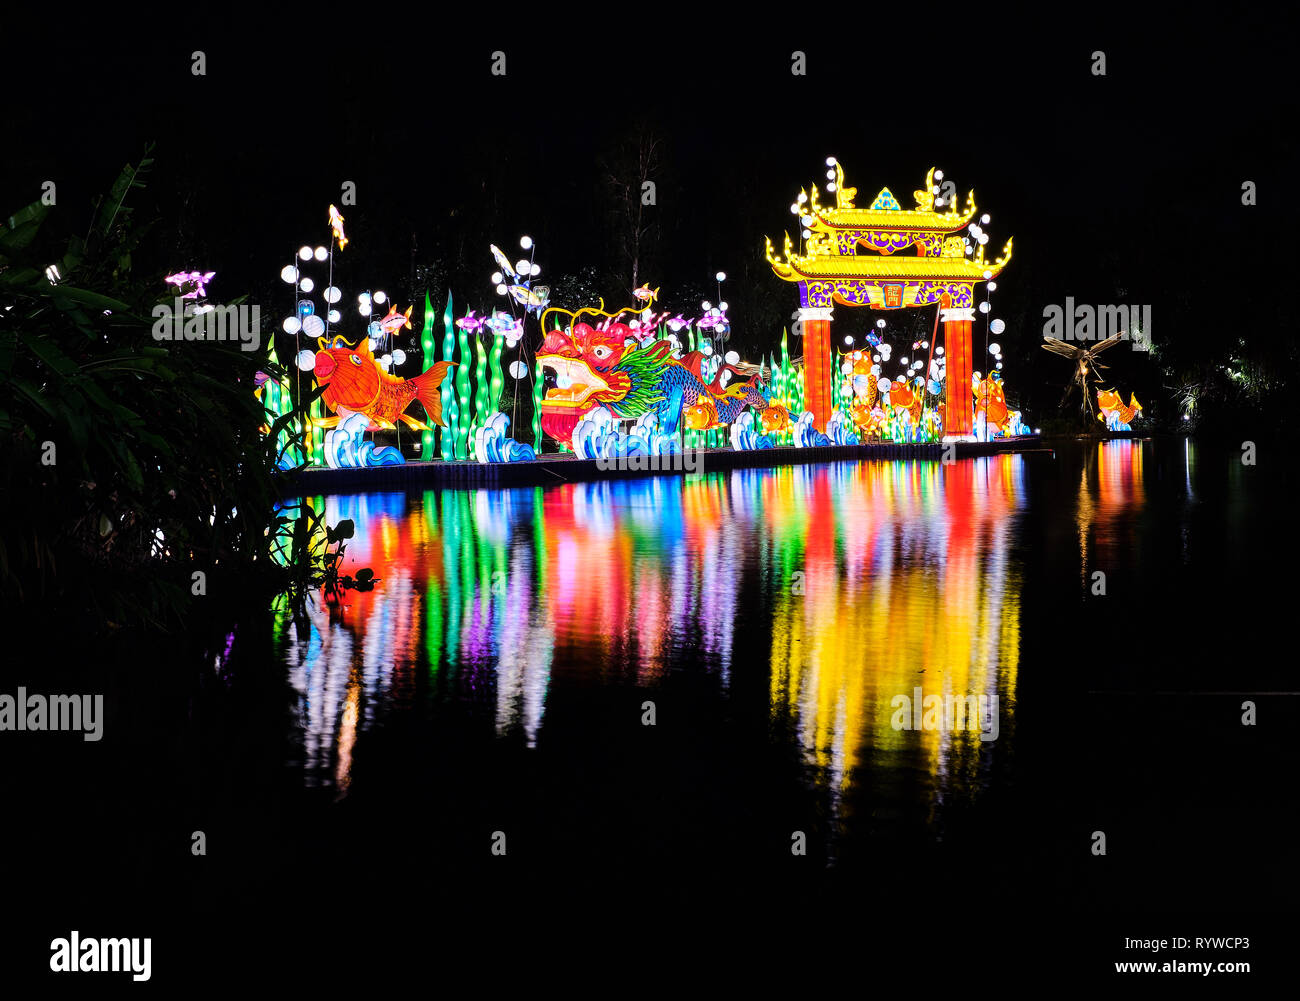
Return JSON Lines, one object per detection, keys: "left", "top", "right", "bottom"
{"left": 9, "top": 439, "right": 1298, "bottom": 983}
{"left": 265, "top": 441, "right": 1299, "bottom": 919}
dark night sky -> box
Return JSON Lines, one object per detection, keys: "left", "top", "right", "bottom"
{"left": 4, "top": 15, "right": 1295, "bottom": 410}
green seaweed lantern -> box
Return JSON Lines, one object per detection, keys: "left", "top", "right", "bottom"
{"left": 440, "top": 292, "right": 457, "bottom": 461}
{"left": 471, "top": 330, "right": 490, "bottom": 457}
{"left": 831, "top": 347, "right": 844, "bottom": 416}
{"left": 454, "top": 309, "right": 473, "bottom": 460}
{"left": 488, "top": 333, "right": 505, "bottom": 431}
{"left": 310, "top": 396, "right": 325, "bottom": 465}
{"left": 766, "top": 345, "right": 794, "bottom": 445}
{"left": 261, "top": 335, "right": 304, "bottom": 468}
{"left": 420, "top": 291, "right": 438, "bottom": 459}
{"left": 531, "top": 354, "right": 544, "bottom": 453}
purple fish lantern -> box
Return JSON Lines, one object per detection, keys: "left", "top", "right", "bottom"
{"left": 164, "top": 270, "right": 215, "bottom": 299}
{"left": 456, "top": 311, "right": 485, "bottom": 333}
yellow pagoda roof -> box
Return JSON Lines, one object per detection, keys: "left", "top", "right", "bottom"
{"left": 804, "top": 166, "right": 978, "bottom": 234}
{"left": 767, "top": 162, "right": 1014, "bottom": 287}
{"left": 767, "top": 232, "right": 1013, "bottom": 283}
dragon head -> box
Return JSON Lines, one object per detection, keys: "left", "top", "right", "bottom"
{"left": 537, "top": 321, "right": 668, "bottom": 446}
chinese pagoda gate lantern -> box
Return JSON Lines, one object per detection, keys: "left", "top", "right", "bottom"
{"left": 767, "top": 161, "right": 1012, "bottom": 441}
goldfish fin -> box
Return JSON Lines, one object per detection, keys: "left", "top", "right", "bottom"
{"left": 410, "top": 360, "right": 456, "bottom": 427}
{"left": 398, "top": 412, "right": 430, "bottom": 432}
{"left": 311, "top": 416, "right": 341, "bottom": 429}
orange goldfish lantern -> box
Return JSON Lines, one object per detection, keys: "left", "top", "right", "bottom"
{"left": 1097, "top": 388, "right": 1142, "bottom": 425}
{"left": 760, "top": 404, "right": 792, "bottom": 434}
{"left": 976, "top": 376, "right": 1009, "bottom": 432}
{"left": 889, "top": 381, "right": 924, "bottom": 425}
{"left": 849, "top": 353, "right": 878, "bottom": 407}
{"left": 683, "top": 396, "right": 722, "bottom": 430}
{"left": 311, "top": 335, "right": 454, "bottom": 431}
{"left": 850, "top": 399, "right": 883, "bottom": 437}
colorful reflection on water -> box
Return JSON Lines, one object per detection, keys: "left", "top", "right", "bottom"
{"left": 277, "top": 450, "right": 1146, "bottom": 820}
{"left": 1076, "top": 440, "right": 1147, "bottom": 580}
{"left": 767, "top": 458, "right": 1025, "bottom": 822}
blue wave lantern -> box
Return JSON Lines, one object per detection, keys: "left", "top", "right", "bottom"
{"left": 573, "top": 407, "right": 682, "bottom": 460}
{"left": 475, "top": 412, "right": 537, "bottom": 462}
{"left": 793, "top": 411, "right": 833, "bottom": 448}
{"left": 826, "top": 410, "right": 860, "bottom": 445}
{"left": 323, "top": 412, "right": 405, "bottom": 468}
{"left": 729, "top": 412, "right": 774, "bottom": 451}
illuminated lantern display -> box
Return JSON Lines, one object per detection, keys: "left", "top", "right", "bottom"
{"left": 767, "top": 162, "right": 1012, "bottom": 440}
{"left": 267, "top": 164, "right": 1026, "bottom": 471}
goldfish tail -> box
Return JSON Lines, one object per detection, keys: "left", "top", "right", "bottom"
{"left": 411, "top": 361, "right": 456, "bottom": 426}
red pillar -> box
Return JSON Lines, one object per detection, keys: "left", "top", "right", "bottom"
{"left": 801, "top": 315, "right": 832, "bottom": 432}
{"left": 941, "top": 298, "right": 976, "bottom": 441}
